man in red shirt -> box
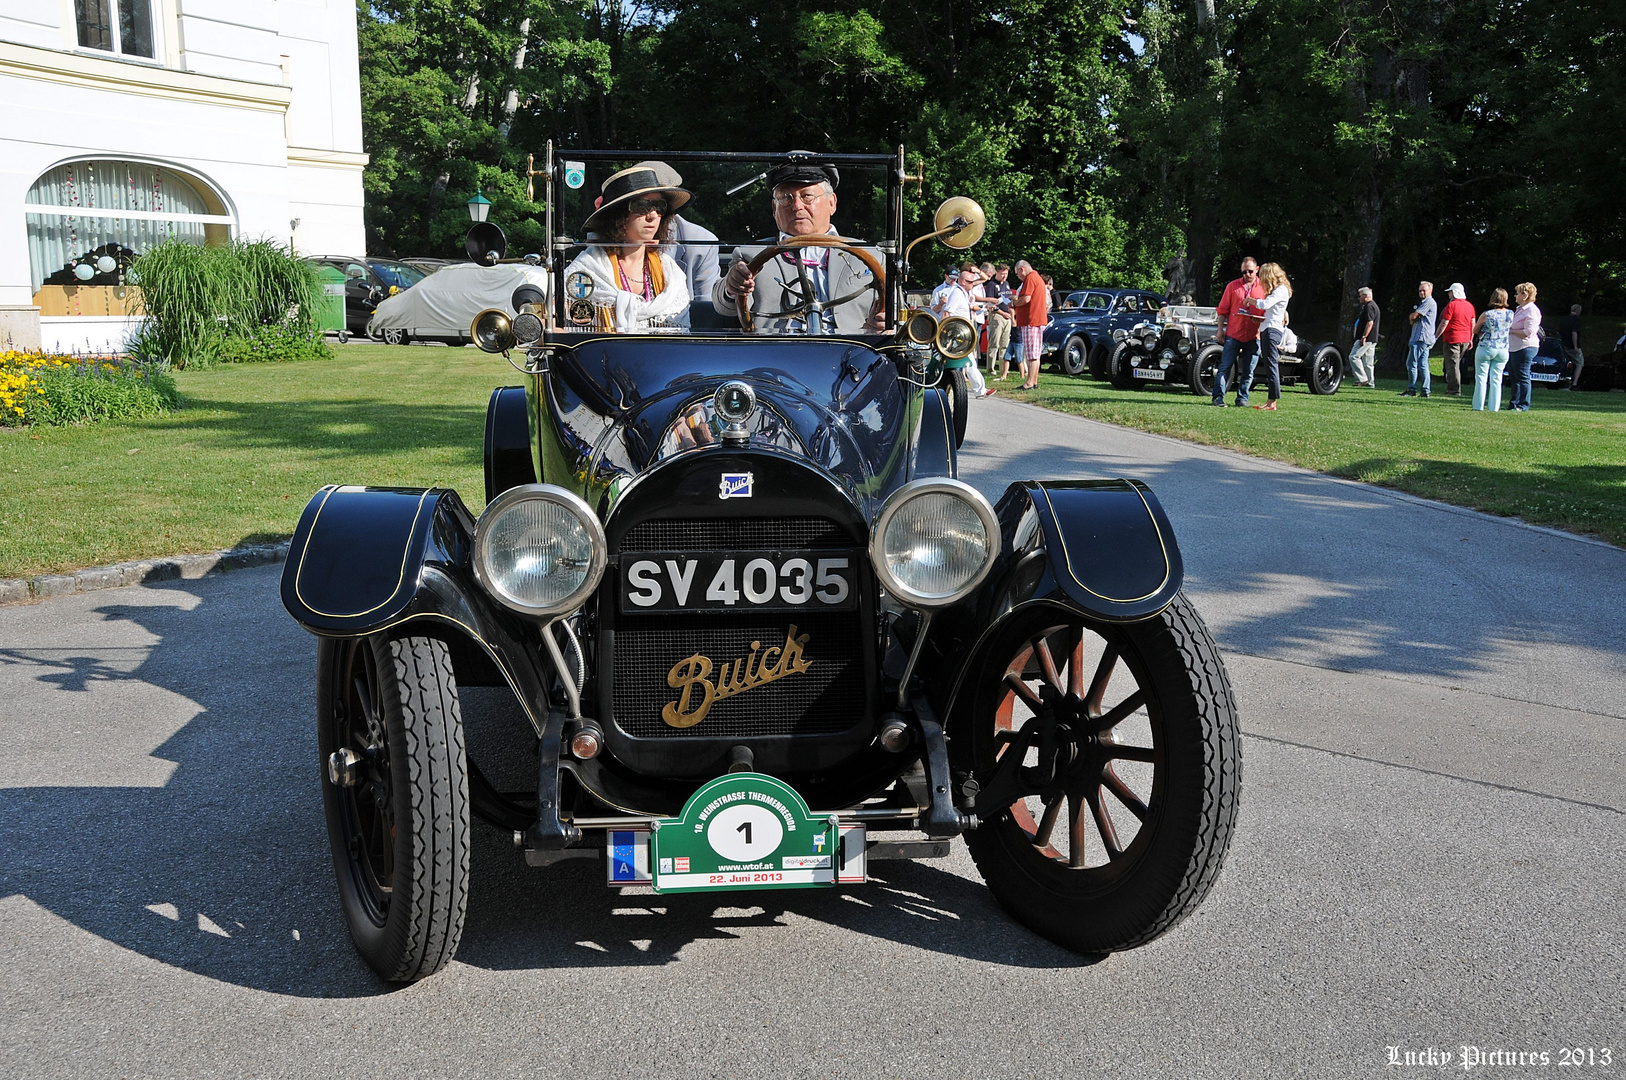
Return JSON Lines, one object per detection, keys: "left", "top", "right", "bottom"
{"left": 1011, "top": 259, "right": 1049, "bottom": 390}
{"left": 1211, "top": 256, "right": 1266, "bottom": 406}
{"left": 1437, "top": 282, "right": 1476, "bottom": 396}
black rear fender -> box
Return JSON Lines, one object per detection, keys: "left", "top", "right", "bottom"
{"left": 919, "top": 478, "right": 1185, "bottom": 722}
{"left": 911, "top": 387, "right": 956, "bottom": 479}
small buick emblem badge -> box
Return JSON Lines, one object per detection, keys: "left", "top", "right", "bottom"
{"left": 719, "top": 472, "right": 753, "bottom": 499}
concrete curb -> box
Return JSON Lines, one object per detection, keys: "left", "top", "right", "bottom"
{"left": 0, "top": 541, "right": 291, "bottom": 606}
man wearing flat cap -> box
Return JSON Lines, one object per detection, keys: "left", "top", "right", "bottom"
{"left": 713, "top": 154, "right": 882, "bottom": 333}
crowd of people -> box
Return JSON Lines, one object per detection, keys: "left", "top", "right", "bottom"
{"left": 1388, "top": 279, "right": 1577, "bottom": 411}
{"left": 928, "top": 259, "right": 1052, "bottom": 397}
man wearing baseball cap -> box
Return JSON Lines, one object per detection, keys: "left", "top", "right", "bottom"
{"left": 713, "top": 153, "right": 882, "bottom": 333}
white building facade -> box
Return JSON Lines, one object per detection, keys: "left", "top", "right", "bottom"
{"left": 0, "top": 0, "right": 367, "bottom": 353}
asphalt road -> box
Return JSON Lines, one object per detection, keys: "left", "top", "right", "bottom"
{"left": 3, "top": 395, "right": 1622, "bottom": 1079}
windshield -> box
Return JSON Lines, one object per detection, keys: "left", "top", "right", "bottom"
{"left": 371, "top": 261, "right": 426, "bottom": 289}
{"left": 1058, "top": 291, "right": 1111, "bottom": 312}
{"left": 542, "top": 151, "right": 924, "bottom": 339}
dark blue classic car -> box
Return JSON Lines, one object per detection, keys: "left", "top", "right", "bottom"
{"left": 1042, "top": 288, "right": 1167, "bottom": 377}
{"left": 279, "top": 149, "right": 1240, "bottom": 982}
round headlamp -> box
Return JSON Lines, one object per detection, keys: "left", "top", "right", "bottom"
{"left": 1138, "top": 325, "right": 1159, "bottom": 345}
{"left": 905, "top": 310, "right": 939, "bottom": 345}
{"left": 1159, "top": 347, "right": 1176, "bottom": 368}
{"left": 473, "top": 484, "right": 606, "bottom": 617}
{"left": 511, "top": 310, "right": 544, "bottom": 345}
{"left": 1176, "top": 337, "right": 1192, "bottom": 354}
{"left": 936, "top": 316, "right": 976, "bottom": 360}
{"left": 1112, "top": 328, "right": 1128, "bottom": 343}
{"left": 869, "top": 478, "right": 999, "bottom": 609}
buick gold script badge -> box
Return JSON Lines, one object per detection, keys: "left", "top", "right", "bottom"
{"left": 662, "top": 625, "right": 812, "bottom": 728}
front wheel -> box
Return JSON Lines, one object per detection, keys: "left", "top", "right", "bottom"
{"left": 1189, "top": 344, "right": 1222, "bottom": 396}
{"left": 382, "top": 326, "right": 411, "bottom": 347}
{"left": 958, "top": 596, "right": 1241, "bottom": 954}
{"left": 1088, "top": 342, "right": 1111, "bottom": 380}
{"left": 1307, "top": 344, "right": 1343, "bottom": 394}
{"left": 1107, "top": 342, "right": 1146, "bottom": 390}
{"left": 1059, "top": 335, "right": 1088, "bottom": 376}
{"left": 317, "top": 635, "right": 470, "bottom": 982}
{"left": 937, "top": 365, "right": 970, "bottom": 448}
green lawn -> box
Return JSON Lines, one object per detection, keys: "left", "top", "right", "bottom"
{"left": 0, "top": 344, "right": 514, "bottom": 579}
{"left": 4, "top": 344, "right": 1624, "bottom": 580}
{"left": 998, "top": 366, "right": 1626, "bottom": 547}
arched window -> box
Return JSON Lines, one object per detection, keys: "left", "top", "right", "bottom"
{"left": 25, "top": 159, "right": 235, "bottom": 294}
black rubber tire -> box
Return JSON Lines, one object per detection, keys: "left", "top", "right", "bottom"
{"left": 318, "top": 635, "right": 470, "bottom": 983}
{"left": 1107, "top": 342, "right": 1145, "bottom": 390}
{"left": 382, "top": 327, "right": 411, "bottom": 346}
{"left": 1088, "top": 342, "right": 1110, "bottom": 380}
{"left": 1059, "top": 335, "right": 1089, "bottom": 376}
{"left": 1189, "top": 344, "right": 1222, "bottom": 396}
{"left": 938, "top": 365, "right": 970, "bottom": 448}
{"left": 1307, "top": 343, "right": 1343, "bottom": 394}
{"left": 958, "top": 595, "right": 1241, "bottom": 954}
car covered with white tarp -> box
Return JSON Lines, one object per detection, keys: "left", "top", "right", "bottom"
{"left": 367, "top": 262, "right": 551, "bottom": 345}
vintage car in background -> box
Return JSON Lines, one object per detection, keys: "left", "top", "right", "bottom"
{"left": 367, "top": 261, "right": 551, "bottom": 346}
{"left": 281, "top": 148, "right": 1241, "bottom": 982}
{"left": 1108, "top": 304, "right": 1343, "bottom": 396}
{"left": 1042, "top": 288, "right": 1166, "bottom": 377}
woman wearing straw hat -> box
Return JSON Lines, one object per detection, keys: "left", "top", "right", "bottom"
{"left": 563, "top": 166, "right": 693, "bottom": 331}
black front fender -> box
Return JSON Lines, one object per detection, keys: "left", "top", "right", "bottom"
{"left": 280, "top": 485, "right": 553, "bottom": 733}
{"left": 919, "top": 478, "right": 1185, "bottom": 722}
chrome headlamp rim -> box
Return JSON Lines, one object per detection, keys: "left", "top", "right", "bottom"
{"left": 935, "top": 316, "right": 976, "bottom": 360}
{"left": 472, "top": 483, "right": 607, "bottom": 618}
{"left": 868, "top": 477, "right": 1000, "bottom": 610}
{"left": 905, "top": 309, "right": 939, "bottom": 345}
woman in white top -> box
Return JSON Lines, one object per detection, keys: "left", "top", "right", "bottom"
{"left": 1505, "top": 282, "right": 1542, "bottom": 412}
{"left": 1247, "top": 262, "right": 1293, "bottom": 410}
{"left": 563, "top": 166, "right": 692, "bottom": 332}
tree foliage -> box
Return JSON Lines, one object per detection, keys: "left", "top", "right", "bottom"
{"left": 356, "top": 0, "right": 1626, "bottom": 337}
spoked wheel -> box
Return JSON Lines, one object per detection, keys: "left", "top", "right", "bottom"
{"left": 959, "top": 597, "right": 1240, "bottom": 954}
{"left": 317, "top": 634, "right": 470, "bottom": 982}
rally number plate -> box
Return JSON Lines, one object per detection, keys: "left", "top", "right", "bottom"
{"left": 620, "top": 549, "right": 859, "bottom": 613}
{"left": 1132, "top": 367, "right": 1168, "bottom": 381}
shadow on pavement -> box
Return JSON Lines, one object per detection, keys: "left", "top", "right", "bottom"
{"left": 0, "top": 570, "right": 1094, "bottom": 1001}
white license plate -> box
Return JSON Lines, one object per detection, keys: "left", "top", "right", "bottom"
{"left": 620, "top": 549, "right": 859, "bottom": 613}
{"left": 1132, "top": 368, "right": 1167, "bottom": 381}
{"left": 607, "top": 825, "right": 866, "bottom": 885}
{"left": 1531, "top": 372, "right": 1560, "bottom": 382}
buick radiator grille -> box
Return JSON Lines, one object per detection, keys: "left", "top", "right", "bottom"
{"left": 613, "top": 612, "right": 864, "bottom": 738}
{"left": 620, "top": 517, "right": 851, "bottom": 551}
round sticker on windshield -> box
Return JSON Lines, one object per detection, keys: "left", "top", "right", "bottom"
{"left": 568, "top": 299, "right": 595, "bottom": 325}
{"left": 566, "top": 272, "right": 595, "bottom": 300}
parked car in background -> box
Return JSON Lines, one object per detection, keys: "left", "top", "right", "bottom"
{"left": 367, "top": 260, "right": 551, "bottom": 345}
{"left": 307, "top": 256, "right": 390, "bottom": 337}
{"left": 1042, "top": 288, "right": 1166, "bottom": 376}
{"left": 1515, "top": 332, "right": 1577, "bottom": 388}
{"left": 1108, "top": 305, "right": 1342, "bottom": 396}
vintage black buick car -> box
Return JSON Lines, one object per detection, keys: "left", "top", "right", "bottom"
{"left": 1109, "top": 305, "right": 1343, "bottom": 396}
{"left": 281, "top": 148, "right": 1241, "bottom": 982}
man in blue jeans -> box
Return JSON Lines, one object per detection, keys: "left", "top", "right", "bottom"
{"left": 1404, "top": 280, "right": 1436, "bottom": 397}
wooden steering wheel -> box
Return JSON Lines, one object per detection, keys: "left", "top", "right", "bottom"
{"left": 734, "top": 235, "right": 887, "bottom": 332}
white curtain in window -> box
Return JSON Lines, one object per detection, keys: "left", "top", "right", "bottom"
{"left": 25, "top": 160, "right": 219, "bottom": 292}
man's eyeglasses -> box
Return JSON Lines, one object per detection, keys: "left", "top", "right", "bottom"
{"left": 628, "top": 197, "right": 669, "bottom": 216}
{"left": 1241, "top": 268, "right": 1258, "bottom": 275}
{"left": 773, "top": 190, "right": 829, "bottom": 208}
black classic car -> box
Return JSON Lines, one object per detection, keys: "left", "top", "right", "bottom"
{"left": 1042, "top": 288, "right": 1167, "bottom": 376}
{"left": 1108, "top": 305, "right": 1343, "bottom": 396}
{"left": 281, "top": 149, "right": 1241, "bottom": 982}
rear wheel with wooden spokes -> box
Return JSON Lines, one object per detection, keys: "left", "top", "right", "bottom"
{"left": 959, "top": 597, "right": 1241, "bottom": 954}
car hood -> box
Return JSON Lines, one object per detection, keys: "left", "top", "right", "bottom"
{"left": 541, "top": 336, "right": 914, "bottom": 520}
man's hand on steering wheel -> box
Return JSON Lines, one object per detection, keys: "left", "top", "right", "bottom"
{"left": 733, "top": 235, "right": 887, "bottom": 332}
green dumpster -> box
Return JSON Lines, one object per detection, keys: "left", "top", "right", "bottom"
{"left": 312, "top": 264, "right": 349, "bottom": 341}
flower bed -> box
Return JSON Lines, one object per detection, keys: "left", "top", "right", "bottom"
{"left": 0, "top": 350, "right": 177, "bottom": 427}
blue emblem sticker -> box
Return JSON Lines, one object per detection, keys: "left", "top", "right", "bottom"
{"left": 719, "top": 472, "right": 753, "bottom": 499}
{"left": 563, "top": 161, "right": 586, "bottom": 190}
{"left": 566, "top": 271, "right": 595, "bottom": 300}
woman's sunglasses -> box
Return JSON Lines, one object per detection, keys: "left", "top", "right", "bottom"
{"left": 628, "top": 197, "right": 669, "bottom": 216}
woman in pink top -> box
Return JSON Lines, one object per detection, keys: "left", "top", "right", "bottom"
{"left": 1506, "top": 282, "right": 1542, "bottom": 412}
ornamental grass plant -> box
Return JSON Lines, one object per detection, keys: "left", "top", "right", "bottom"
{"left": 127, "top": 238, "right": 331, "bottom": 368}
{"left": 0, "top": 349, "right": 176, "bottom": 427}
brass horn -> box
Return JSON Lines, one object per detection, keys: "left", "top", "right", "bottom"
{"left": 471, "top": 308, "right": 516, "bottom": 353}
